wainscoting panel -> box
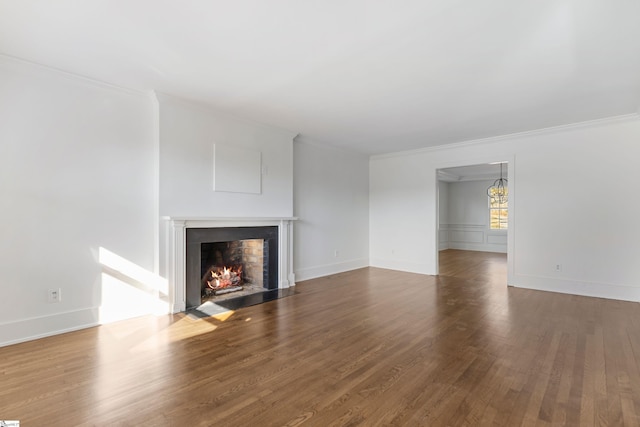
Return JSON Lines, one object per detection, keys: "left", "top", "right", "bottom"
{"left": 487, "top": 234, "right": 508, "bottom": 245}
{"left": 439, "top": 224, "right": 507, "bottom": 253}
{"left": 439, "top": 226, "right": 450, "bottom": 250}
{"left": 451, "top": 229, "right": 484, "bottom": 244}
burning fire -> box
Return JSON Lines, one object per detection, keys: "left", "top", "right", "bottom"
{"left": 202, "top": 265, "right": 243, "bottom": 289}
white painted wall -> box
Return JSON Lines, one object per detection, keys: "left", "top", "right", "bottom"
{"left": 293, "top": 139, "right": 369, "bottom": 280}
{"left": 156, "top": 93, "right": 296, "bottom": 218}
{"left": 442, "top": 180, "right": 507, "bottom": 253}
{"left": 0, "top": 57, "right": 158, "bottom": 346}
{"left": 447, "top": 180, "right": 492, "bottom": 225}
{"left": 156, "top": 94, "right": 298, "bottom": 292}
{"left": 371, "top": 115, "right": 640, "bottom": 301}
{"left": 438, "top": 181, "right": 449, "bottom": 250}
{"left": 369, "top": 153, "right": 435, "bottom": 275}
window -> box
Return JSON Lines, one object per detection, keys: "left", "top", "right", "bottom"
{"left": 489, "top": 187, "right": 508, "bottom": 230}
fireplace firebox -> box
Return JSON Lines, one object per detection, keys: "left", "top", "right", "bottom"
{"left": 185, "top": 226, "right": 278, "bottom": 309}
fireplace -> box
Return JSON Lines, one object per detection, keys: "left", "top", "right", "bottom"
{"left": 163, "top": 217, "right": 296, "bottom": 313}
{"left": 186, "top": 226, "right": 278, "bottom": 309}
{"left": 201, "top": 240, "right": 264, "bottom": 296}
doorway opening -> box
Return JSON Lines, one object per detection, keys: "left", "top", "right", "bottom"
{"left": 436, "top": 162, "right": 511, "bottom": 283}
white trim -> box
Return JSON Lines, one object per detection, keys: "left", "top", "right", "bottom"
{"left": 0, "top": 53, "right": 147, "bottom": 97}
{"left": 164, "top": 217, "right": 297, "bottom": 313}
{"left": 513, "top": 274, "right": 640, "bottom": 302}
{"left": 169, "top": 220, "right": 187, "bottom": 313}
{"left": 295, "top": 258, "right": 369, "bottom": 282}
{"left": 162, "top": 216, "right": 298, "bottom": 223}
{"left": 446, "top": 223, "right": 485, "bottom": 230}
{"left": 0, "top": 308, "right": 99, "bottom": 348}
{"left": 372, "top": 113, "right": 640, "bottom": 160}
{"left": 369, "top": 258, "right": 431, "bottom": 276}
{"left": 441, "top": 224, "right": 508, "bottom": 253}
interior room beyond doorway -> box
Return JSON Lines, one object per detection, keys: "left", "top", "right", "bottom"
{"left": 437, "top": 162, "right": 509, "bottom": 282}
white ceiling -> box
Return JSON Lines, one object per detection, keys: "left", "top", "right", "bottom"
{"left": 1, "top": 1, "right": 639, "bottom": 155}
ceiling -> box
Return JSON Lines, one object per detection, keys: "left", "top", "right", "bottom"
{"left": 1, "top": 1, "right": 639, "bottom": 155}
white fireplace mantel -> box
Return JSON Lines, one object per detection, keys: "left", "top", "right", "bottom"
{"left": 162, "top": 216, "right": 297, "bottom": 313}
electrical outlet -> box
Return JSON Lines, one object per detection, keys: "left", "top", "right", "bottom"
{"left": 47, "top": 288, "right": 61, "bottom": 303}
{"left": 555, "top": 264, "right": 562, "bottom": 272}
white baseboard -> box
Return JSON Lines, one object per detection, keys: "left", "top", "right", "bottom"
{"left": 295, "top": 258, "right": 369, "bottom": 282}
{"left": 0, "top": 308, "right": 100, "bottom": 348}
{"left": 447, "top": 242, "right": 507, "bottom": 253}
{"left": 369, "top": 258, "right": 433, "bottom": 275}
{"left": 512, "top": 274, "right": 640, "bottom": 302}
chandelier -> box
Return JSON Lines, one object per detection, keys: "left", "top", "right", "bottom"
{"left": 487, "top": 163, "right": 508, "bottom": 204}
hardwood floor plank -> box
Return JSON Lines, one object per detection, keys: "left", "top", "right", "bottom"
{"left": 3, "top": 249, "right": 640, "bottom": 425}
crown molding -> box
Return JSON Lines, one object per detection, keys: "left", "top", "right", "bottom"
{"left": 372, "top": 113, "right": 640, "bottom": 160}
{"left": 436, "top": 170, "right": 460, "bottom": 182}
{"left": 0, "top": 53, "right": 150, "bottom": 98}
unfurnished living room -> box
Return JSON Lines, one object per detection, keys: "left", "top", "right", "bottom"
{"left": 1, "top": 1, "right": 640, "bottom": 426}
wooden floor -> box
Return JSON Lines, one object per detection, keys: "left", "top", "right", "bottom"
{"left": 2, "top": 250, "right": 640, "bottom": 426}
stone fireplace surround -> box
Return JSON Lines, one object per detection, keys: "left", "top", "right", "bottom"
{"left": 164, "top": 217, "right": 296, "bottom": 313}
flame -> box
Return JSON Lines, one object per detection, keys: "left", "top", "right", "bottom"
{"left": 203, "top": 265, "right": 243, "bottom": 289}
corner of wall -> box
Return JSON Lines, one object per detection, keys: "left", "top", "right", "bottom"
{"left": 295, "top": 258, "right": 369, "bottom": 282}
